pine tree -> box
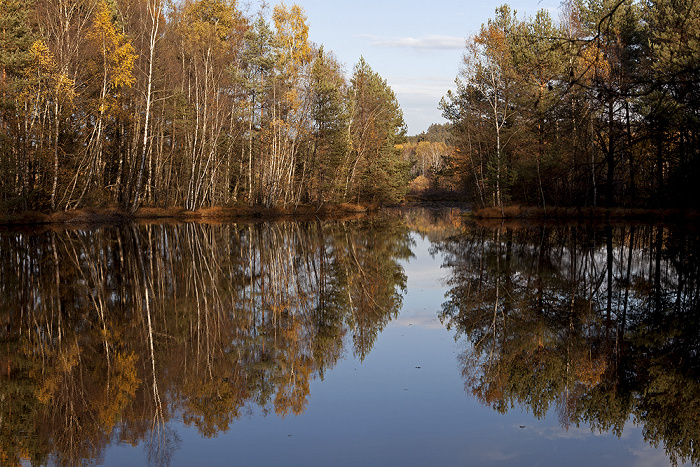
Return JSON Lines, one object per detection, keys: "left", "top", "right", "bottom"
{"left": 310, "top": 47, "right": 350, "bottom": 203}
{"left": 348, "top": 57, "right": 407, "bottom": 204}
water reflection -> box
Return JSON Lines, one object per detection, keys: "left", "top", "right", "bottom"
{"left": 3, "top": 213, "right": 700, "bottom": 466}
{"left": 436, "top": 223, "right": 700, "bottom": 466}
{"left": 0, "top": 219, "right": 411, "bottom": 466}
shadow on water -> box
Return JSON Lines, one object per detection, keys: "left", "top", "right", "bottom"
{"left": 0, "top": 218, "right": 411, "bottom": 466}
{"left": 434, "top": 221, "right": 700, "bottom": 466}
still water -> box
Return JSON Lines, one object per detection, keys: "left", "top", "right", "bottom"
{"left": 1, "top": 210, "right": 698, "bottom": 466}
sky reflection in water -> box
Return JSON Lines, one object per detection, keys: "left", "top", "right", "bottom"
{"left": 106, "top": 232, "right": 683, "bottom": 467}
{"left": 4, "top": 219, "right": 696, "bottom": 466}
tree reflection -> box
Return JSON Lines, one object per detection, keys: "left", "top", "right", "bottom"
{"left": 0, "top": 218, "right": 410, "bottom": 466}
{"left": 437, "top": 223, "right": 700, "bottom": 465}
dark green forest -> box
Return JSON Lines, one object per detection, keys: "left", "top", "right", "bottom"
{"left": 441, "top": 0, "right": 700, "bottom": 210}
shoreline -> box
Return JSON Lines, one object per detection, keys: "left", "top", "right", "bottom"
{"left": 0, "top": 203, "right": 379, "bottom": 227}
{"left": 2, "top": 202, "right": 700, "bottom": 228}
{"left": 468, "top": 205, "right": 700, "bottom": 222}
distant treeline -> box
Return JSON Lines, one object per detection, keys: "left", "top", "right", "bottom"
{"left": 0, "top": 0, "right": 408, "bottom": 213}
{"left": 442, "top": 0, "right": 700, "bottom": 209}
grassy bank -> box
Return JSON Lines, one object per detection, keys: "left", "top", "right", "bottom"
{"left": 470, "top": 205, "right": 700, "bottom": 222}
{"left": 0, "top": 203, "right": 377, "bottom": 227}
{"left": 5, "top": 202, "right": 699, "bottom": 228}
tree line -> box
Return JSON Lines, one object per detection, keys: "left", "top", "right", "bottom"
{"left": 0, "top": 0, "right": 408, "bottom": 214}
{"left": 441, "top": 0, "right": 700, "bottom": 210}
{"left": 399, "top": 123, "right": 456, "bottom": 192}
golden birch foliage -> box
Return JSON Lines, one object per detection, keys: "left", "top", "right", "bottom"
{"left": 574, "top": 354, "right": 608, "bottom": 388}
{"left": 179, "top": 0, "right": 244, "bottom": 67}
{"left": 579, "top": 42, "right": 611, "bottom": 84}
{"left": 273, "top": 3, "right": 312, "bottom": 72}
{"left": 471, "top": 22, "right": 514, "bottom": 83}
{"left": 24, "top": 39, "right": 75, "bottom": 101}
{"left": 183, "top": 0, "right": 241, "bottom": 42}
{"left": 35, "top": 372, "right": 60, "bottom": 405}
{"left": 29, "top": 39, "right": 56, "bottom": 73}
{"left": 34, "top": 340, "right": 81, "bottom": 405}
{"left": 110, "top": 42, "right": 136, "bottom": 89}
{"left": 273, "top": 315, "right": 313, "bottom": 417}
{"left": 273, "top": 3, "right": 311, "bottom": 110}
{"left": 89, "top": 0, "right": 137, "bottom": 91}
{"left": 21, "top": 40, "right": 54, "bottom": 105}
{"left": 97, "top": 351, "right": 141, "bottom": 430}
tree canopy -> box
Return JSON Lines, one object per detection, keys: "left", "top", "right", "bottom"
{"left": 442, "top": 0, "right": 700, "bottom": 209}
{"left": 0, "top": 0, "right": 408, "bottom": 213}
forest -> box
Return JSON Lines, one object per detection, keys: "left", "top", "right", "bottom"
{"left": 0, "top": 0, "right": 408, "bottom": 214}
{"left": 441, "top": 0, "right": 700, "bottom": 210}
{"left": 2, "top": 0, "right": 700, "bottom": 216}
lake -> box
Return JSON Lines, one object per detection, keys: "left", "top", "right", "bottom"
{"left": 1, "top": 209, "right": 698, "bottom": 466}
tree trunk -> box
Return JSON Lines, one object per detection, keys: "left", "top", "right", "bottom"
{"left": 51, "top": 101, "right": 60, "bottom": 210}
{"left": 132, "top": 0, "right": 160, "bottom": 214}
{"left": 605, "top": 98, "right": 615, "bottom": 208}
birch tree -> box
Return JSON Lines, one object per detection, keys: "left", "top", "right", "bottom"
{"left": 459, "top": 6, "right": 519, "bottom": 210}
{"left": 176, "top": 0, "right": 245, "bottom": 210}
{"left": 130, "top": 0, "right": 162, "bottom": 213}
{"left": 76, "top": 0, "right": 136, "bottom": 207}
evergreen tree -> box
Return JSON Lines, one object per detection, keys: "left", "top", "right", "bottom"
{"left": 0, "top": 0, "right": 35, "bottom": 204}
{"left": 347, "top": 57, "right": 408, "bottom": 204}
{"left": 310, "top": 47, "right": 350, "bottom": 203}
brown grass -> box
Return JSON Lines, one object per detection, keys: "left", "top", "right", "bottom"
{"left": 0, "top": 202, "right": 382, "bottom": 226}
{"left": 474, "top": 205, "right": 526, "bottom": 218}
{"left": 471, "top": 205, "right": 700, "bottom": 222}
{"left": 134, "top": 206, "right": 187, "bottom": 219}
{"left": 336, "top": 203, "right": 369, "bottom": 213}
{"left": 1, "top": 211, "right": 51, "bottom": 224}
{"left": 0, "top": 207, "right": 131, "bottom": 226}
{"left": 49, "top": 208, "right": 130, "bottom": 224}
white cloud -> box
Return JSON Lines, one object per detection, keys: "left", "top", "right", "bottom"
{"left": 363, "top": 34, "right": 465, "bottom": 51}
{"left": 390, "top": 76, "right": 457, "bottom": 98}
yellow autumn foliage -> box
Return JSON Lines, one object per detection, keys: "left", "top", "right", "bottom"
{"left": 97, "top": 351, "right": 141, "bottom": 430}
{"left": 579, "top": 43, "right": 611, "bottom": 84}
{"left": 89, "top": 0, "right": 137, "bottom": 90}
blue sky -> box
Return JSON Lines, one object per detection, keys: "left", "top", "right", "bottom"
{"left": 266, "top": 0, "right": 563, "bottom": 134}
